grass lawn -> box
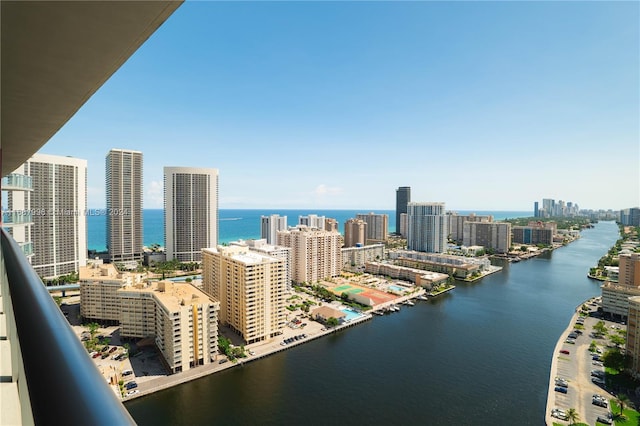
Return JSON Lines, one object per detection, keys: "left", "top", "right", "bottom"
{"left": 610, "top": 400, "right": 640, "bottom": 426}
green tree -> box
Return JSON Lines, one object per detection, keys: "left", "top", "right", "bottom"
{"left": 86, "top": 322, "right": 100, "bottom": 339}
{"left": 593, "top": 320, "right": 608, "bottom": 336}
{"left": 610, "top": 333, "right": 625, "bottom": 347}
{"left": 602, "top": 348, "right": 628, "bottom": 372}
{"left": 566, "top": 408, "right": 579, "bottom": 425}
{"left": 326, "top": 317, "right": 339, "bottom": 327}
{"left": 616, "top": 393, "right": 633, "bottom": 416}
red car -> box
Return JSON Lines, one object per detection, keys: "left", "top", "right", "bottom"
{"left": 560, "top": 349, "right": 570, "bottom": 355}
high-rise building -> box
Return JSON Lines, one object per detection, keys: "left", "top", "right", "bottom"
{"left": 356, "top": 212, "right": 388, "bottom": 242}
{"left": 626, "top": 296, "right": 640, "bottom": 378}
{"left": 462, "top": 222, "right": 512, "bottom": 254}
{"left": 407, "top": 202, "right": 447, "bottom": 253}
{"left": 202, "top": 243, "right": 286, "bottom": 344}
{"left": 344, "top": 218, "right": 367, "bottom": 248}
{"left": 620, "top": 208, "right": 640, "bottom": 227}
{"left": 299, "top": 214, "right": 325, "bottom": 230}
{"left": 118, "top": 280, "right": 219, "bottom": 374}
{"left": 260, "top": 214, "right": 288, "bottom": 245}
{"left": 619, "top": 253, "right": 640, "bottom": 287}
{"left": 164, "top": 167, "right": 218, "bottom": 262}
{"left": 399, "top": 213, "right": 408, "bottom": 238}
{"left": 447, "top": 213, "right": 492, "bottom": 244}
{"left": 245, "top": 239, "right": 292, "bottom": 291}
{"left": 9, "top": 153, "right": 87, "bottom": 278}
{"left": 396, "top": 186, "right": 411, "bottom": 235}
{"left": 277, "top": 226, "right": 342, "bottom": 284}
{"left": 534, "top": 202, "right": 539, "bottom": 218}
{"left": 324, "top": 218, "right": 338, "bottom": 232}
{"left": 106, "top": 149, "right": 143, "bottom": 263}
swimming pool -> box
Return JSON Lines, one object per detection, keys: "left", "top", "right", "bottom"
{"left": 341, "top": 308, "right": 363, "bottom": 322}
{"left": 388, "top": 284, "right": 409, "bottom": 293}
{"left": 167, "top": 275, "right": 201, "bottom": 282}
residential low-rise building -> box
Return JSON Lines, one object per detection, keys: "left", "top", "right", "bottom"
{"left": 341, "top": 244, "right": 385, "bottom": 272}
{"left": 364, "top": 262, "right": 448, "bottom": 289}
{"left": 79, "top": 262, "right": 144, "bottom": 324}
{"left": 601, "top": 281, "right": 640, "bottom": 318}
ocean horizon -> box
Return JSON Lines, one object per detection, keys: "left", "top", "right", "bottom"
{"left": 87, "top": 208, "right": 532, "bottom": 252}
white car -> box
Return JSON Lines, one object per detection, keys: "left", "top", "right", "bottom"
{"left": 126, "top": 390, "right": 139, "bottom": 397}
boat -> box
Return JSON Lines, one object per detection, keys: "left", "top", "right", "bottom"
{"left": 373, "top": 310, "right": 384, "bottom": 316}
{"left": 416, "top": 295, "right": 428, "bottom": 301}
{"left": 402, "top": 300, "right": 415, "bottom": 306}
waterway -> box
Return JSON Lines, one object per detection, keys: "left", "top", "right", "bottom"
{"left": 126, "top": 221, "right": 619, "bottom": 425}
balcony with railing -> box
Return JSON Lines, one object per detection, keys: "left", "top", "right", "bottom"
{"left": 1, "top": 211, "right": 34, "bottom": 227}
{"left": 0, "top": 228, "right": 136, "bottom": 425}
{"left": 1, "top": 174, "right": 33, "bottom": 192}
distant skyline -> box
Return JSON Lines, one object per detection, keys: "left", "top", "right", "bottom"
{"left": 38, "top": 2, "right": 638, "bottom": 211}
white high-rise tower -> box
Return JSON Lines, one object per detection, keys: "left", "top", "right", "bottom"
{"left": 407, "top": 202, "right": 447, "bottom": 253}
{"left": 164, "top": 167, "right": 218, "bottom": 262}
{"left": 9, "top": 153, "right": 87, "bottom": 278}
{"left": 106, "top": 149, "right": 143, "bottom": 263}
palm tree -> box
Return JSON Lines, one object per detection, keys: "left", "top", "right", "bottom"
{"left": 566, "top": 408, "right": 579, "bottom": 425}
{"left": 616, "top": 393, "right": 632, "bottom": 416}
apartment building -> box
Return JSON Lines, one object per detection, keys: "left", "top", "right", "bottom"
{"left": 395, "top": 186, "right": 411, "bottom": 235}
{"left": 619, "top": 253, "right": 640, "bottom": 287}
{"left": 356, "top": 212, "right": 388, "bottom": 243}
{"left": 341, "top": 244, "right": 385, "bottom": 272}
{"left": 344, "top": 218, "right": 367, "bottom": 248}
{"left": 512, "top": 226, "right": 553, "bottom": 246}
{"left": 164, "top": 167, "right": 218, "bottom": 262}
{"left": 118, "top": 280, "right": 219, "bottom": 373}
{"left": 277, "top": 226, "right": 342, "bottom": 284}
{"left": 202, "top": 244, "right": 286, "bottom": 344}
{"left": 447, "top": 213, "right": 492, "bottom": 244}
{"left": 260, "top": 214, "right": 288, "bottom": 245}
{"left": 106, "top": 149, "right": 143, "bottom": 263}
{"left": 407, "top": 202, "right": 448, "bottom": 253}
{"left": 245, "top": 239, "right": 292, "bottom": 291}
{"left": 462, "top": 222, "right": 512, "bottom": 254}
{"left": 79, "top": 262, "right": 145, "bottom": 324}
{"left": 324, "top": 218, "right": 338, "bottom": 232}
{"left": 627, "top": 296, "right": 640, "bottom": 378}
{"left": 299, "top": 214, "right": 325, "bottom": 230}
{"left": 9, "top": 153, "right": 87, "bottom": 278}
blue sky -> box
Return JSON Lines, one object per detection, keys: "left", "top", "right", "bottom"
{"left": 41, "top": 1, "right": 639, "bottom": 211}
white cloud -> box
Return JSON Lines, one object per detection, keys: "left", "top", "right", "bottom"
{"left": 312, "top": 184, "right": 343, "bottom": 196}
{"left": 146, "top": 180, "right": 164, "bottom": 208}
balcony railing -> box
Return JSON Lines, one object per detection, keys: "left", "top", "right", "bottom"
{"left": 0, "top": 228, "right": 136, "bottom": 425}
{"left": 1, "top": 173, "right": 33, "bottom": 191}
{"left": 18, "top": 241, "right": 34, "bottom": 257}
{"left": 2, "top": 211, "right": 33, "bottom": 227}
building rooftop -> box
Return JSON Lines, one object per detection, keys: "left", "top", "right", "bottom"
{"left": 118, "top": 280, "right": 216, "bottom": 311}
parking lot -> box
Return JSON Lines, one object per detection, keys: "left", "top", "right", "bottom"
{"left": 548, "top": 297, "right": 624, "bottom": 425}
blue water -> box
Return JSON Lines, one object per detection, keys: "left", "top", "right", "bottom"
{"left": 341, "top": 308, "right": 363, "bottom": 321}
{"left": 126, "top": 221, "right": 619, "bottom": 426}
{"left": 388, "top": 285, "right": 408, "bottom": 292}
{"left": 87, "top": 209, "right": 531, "bottom": 251}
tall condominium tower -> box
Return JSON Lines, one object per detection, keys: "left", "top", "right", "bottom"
{"left": 299, "top": 214, "right": 325, "bottom": 230}
{"left": 202, "top": 243, "right": 286, "bottom": 344}
{"left": 344, "top": 218, "right": 367, "bottom": 248}
{"left": 356, "top": 212, "right": 388, "bottom": 242}
{"left": 396, "top": 186, "right": 411, "bottom": 235}
{"left": 407, "top": 202, "right": 448, "bottom": 253}
{"left": 260, "top": 214, "right": 288, "bottom": 245}
{"left": 9, "top": 153, "right": 87, "bottom": 278}
{"left": 277, "top": 226, "right": 342, "bottom": 284}
{"left": 106, "top": 149, "right": 143, "bottom": 263}
{"left": 164, "top": 167, "right": 218, "bottom": 262}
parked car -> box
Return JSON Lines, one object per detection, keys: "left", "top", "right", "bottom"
{"left": 125, "top": 382, "right": 137, "bottom": 390}
{"left": 554, "top": 386, "right": 568, "bottom": 394}
{"left": 219, "top": 358, "right": 228, "bottom": 364}
{"left": 597, "top": 416, "right": 613, "bottom": 425}
{"left": 126, "top": 390, "right": 140, "bottom": 397}
{"left": 560, "top": 350, "right": 570, "bottom": 355}
{"left": 122, "top": 370, "right": 133, "bottom": 376}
